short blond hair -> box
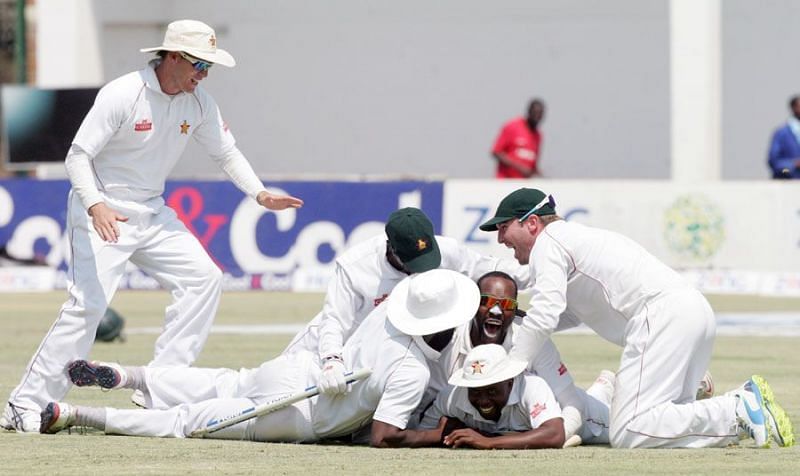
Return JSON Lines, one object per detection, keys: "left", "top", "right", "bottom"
{"left": 538, "top": 214, "right": 562, "bottom": 226}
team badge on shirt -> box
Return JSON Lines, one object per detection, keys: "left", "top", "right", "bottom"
{"left": 416, "top": 239, "right": 428, "bottom": 251}
{"left": 134, "top": 119, "right": 152, "bottom": 132}
{"left": 530, "top": 402, "right": 547, "bottom": 418}
{"left": 558, "top": 363, "right": 568, "bottom": 376}
{"left": 180, "top": 120, "right": 191, "bottom": 134}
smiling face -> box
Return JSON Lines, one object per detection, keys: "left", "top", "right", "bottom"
{"left": 156, "top": 51, "right": 211, "bottom": 95}
{"left": 467, "top": 379, "right": 514, "bottom": 422}
{"left": 471, "top": 274, "right": 517, "bottom": 346}
{"left": 497, "top": 217, "right": 537, "bottom": 265}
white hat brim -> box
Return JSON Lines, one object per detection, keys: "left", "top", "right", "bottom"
{"left": 448, "top": 358, "right": 527, "bottom": 388}
{"left": 387, "top": 270, "right": 479, "bottom": 336}
{"left": 140, "top": 46, "right": 236, "bottom": 68}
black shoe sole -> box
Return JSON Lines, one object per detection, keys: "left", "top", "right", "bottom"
{"left": 67, "top": 360, "right": 98, "bottom": 387}
{"left": 39, "top": 402, "right": 58, "bottom": 434}
{"left": 68, "top": 360, "right": 119, "bottom": 389}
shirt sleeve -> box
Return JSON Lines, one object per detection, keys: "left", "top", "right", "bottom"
{"left": 317, "top": 262, "right": 364, "bottom": 359}
{"left": 768, "top": 127, "right": 798, "bottom": 175}
{"left": 521, "top": 375, "right": 562, "bottom": 429}
{"left": 492, "top": 122, "right": 511, "bottom": 155}
{"left": 64, "top": 145, "right": 104, "bottom": 210}
{"left": 511, "top": 235, "right": 571, "bottom": 363}
{"left": 214, "top": 146, "right": 267, "bottom": 200}
{"left": 71, "top": 81, "right": 130, "bottom": 158}
{"left": 373, "top": 354, "right": 430, "bottom": 430}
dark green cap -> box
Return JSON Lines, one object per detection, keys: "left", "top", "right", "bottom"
{"left": 385, "top": 207, "right": 441, "bottom": 273}
{"left": 479, "top": 188, "right": 556, "bottom": 231}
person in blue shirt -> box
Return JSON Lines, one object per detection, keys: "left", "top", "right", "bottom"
{"left": 767, "top": 96, "right": 800, "bottom": 179}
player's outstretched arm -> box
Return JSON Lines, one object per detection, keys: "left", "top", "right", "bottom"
{"left": 369, "top": 418, "right": 448, "bottom": 448}
{"left": 256, "top": 190, "right": 304, "bottom": 210}
{"left": 444, "top": 417, "right": 565, "bottom": 450}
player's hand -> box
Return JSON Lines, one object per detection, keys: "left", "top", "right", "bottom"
{"left": 318, "top": 357, "right": 348, "bottom": 395}
{"left": 88, "top": 202, "right": 129, "bottom": 243}
{"left": 443, "top": 428, "right": 493, "bottom": 449}
{"left": 256, "top": 191, "right": 304, "bottom": 210}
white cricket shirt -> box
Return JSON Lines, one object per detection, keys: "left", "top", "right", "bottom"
{"left": 310, "top": 300, "right": 432, "bottom": 438}
{"left": 70, "top": 60, "right": 247, "bottom": 202}
{"left": 515, "top": 220, "right": 690, "bottom": 360}
{"left": 420, "top": 373, "right": 562, "bottom": 434}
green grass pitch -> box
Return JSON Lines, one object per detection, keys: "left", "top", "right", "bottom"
{"left": 0, "top": 291, "right": 798, "bottom": 475}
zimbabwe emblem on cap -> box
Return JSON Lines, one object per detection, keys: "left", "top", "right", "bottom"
{"left": 209, "top": 35, "right": 216, "bottom": 48}
{"left": 416, "top": 239, "right": 428, "bottom": 251}
{"left": 470, "top": 361, "right": 485, "bottom": 374}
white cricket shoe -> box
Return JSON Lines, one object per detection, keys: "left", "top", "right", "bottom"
{"left": 1, "top": 403, "right": 41, "bottom": 433}
{"left": 732, "top": 377, "right": 770, "bottom": 448}
{"left": 131, "top": 389, "right": 147, "bottom": 408}
{"left": 39, "top": 402, "right": 76, "bottom": 434}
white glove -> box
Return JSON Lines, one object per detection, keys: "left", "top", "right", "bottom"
{"left": 318, "top": 356, "right": 349, "bottom": 395}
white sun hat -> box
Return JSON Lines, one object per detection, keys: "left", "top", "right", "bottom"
{"left": 387, "top": 269, "right": 479, "bottom": 336}
{"left": 448, "top": 344, "right": 528, "bottom": 388}
{"left": 141, "top": 19, "right": 236, "bottom": 67}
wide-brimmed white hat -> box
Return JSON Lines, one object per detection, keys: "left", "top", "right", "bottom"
{"left": 448, "top": 344, "right": 527, "bottom": 388}
{"left": 141, "top": 20, "right": 236, "bottom": 67}
{"left": 387, "top": 269, "right": 479, "bottom": 336}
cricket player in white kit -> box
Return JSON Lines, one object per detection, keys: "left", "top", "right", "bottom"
{"left": 1, "top": 20, "right": 303, "bottom": 433}
{"left": 39, "top": 270, "right": 478, "bottom": 447}
{"left": 420, "top": 344, "right": 564, "bottom": 449}
{"left": 479, "top": 188, "right": 795, "bottom": 449}
{"left": 417, "top": 271, "right": 613, "bottom": 446}
{"left": 282, "top": 207, "right": 529, "bottom": 395}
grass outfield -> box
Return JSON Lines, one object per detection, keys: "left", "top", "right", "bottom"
{"left": 0, "top": 291, "right": 798, "bottom": 475}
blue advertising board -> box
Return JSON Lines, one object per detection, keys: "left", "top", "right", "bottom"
{"left": 0, "top": 179, "right": 443, "bottom": 290}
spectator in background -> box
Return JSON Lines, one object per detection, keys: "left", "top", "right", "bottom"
{"left": 767, "top": 96, "right": 800, "bottom": 179}
{"left": 491, "top": 99, "right": 546, "bottom": 179}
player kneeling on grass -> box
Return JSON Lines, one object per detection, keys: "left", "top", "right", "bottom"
{"left": 37, "top": 270, "right": 483, "bottom": 448}
{"left": 419, "top": 344, "right": 564, "bottom": 449}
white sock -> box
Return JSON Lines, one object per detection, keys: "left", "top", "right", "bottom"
{"left": 74, "top": 406, "right": 106, "bottom": 431}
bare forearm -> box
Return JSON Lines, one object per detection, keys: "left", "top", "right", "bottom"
{"left": 370, "top": 421, "right": 443, "bottom": 448}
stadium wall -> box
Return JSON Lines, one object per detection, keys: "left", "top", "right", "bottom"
{"left": 1, "top": 178, "right": 798, "bottom": 296}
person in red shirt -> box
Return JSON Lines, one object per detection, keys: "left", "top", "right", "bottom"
{"left": 491, "top": 99, "right": 546, "bottom": 178}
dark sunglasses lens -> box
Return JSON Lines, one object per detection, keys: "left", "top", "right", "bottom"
{"left": 480, "top": 295, "right": 517, "bottom": 310}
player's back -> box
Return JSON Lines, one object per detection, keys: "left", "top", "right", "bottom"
{"left": 311, "top": 301, "right": 430, "bottom": 438}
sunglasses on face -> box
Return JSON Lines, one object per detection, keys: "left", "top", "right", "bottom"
{"left": 479, "top": 294, "right": 518, "bottom": 311}
{"left": 518, "top": 194, "right": 556, "bottom": 222}
{"left": 179, "top": 52, "right": 213, "bottom": 72}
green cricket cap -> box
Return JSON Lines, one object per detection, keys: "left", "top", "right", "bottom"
{"left": 479, "top": 188, "right": 556, "bottom": 231}
{"left": 385, "top": 207, "right": 441, "bottom": 273}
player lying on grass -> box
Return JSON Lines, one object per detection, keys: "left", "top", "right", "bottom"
{"left": 282, "top": 207, "right": 529, "bottom": 396}
{"left": 420, "top": 344, "right": 565, "bottom": 449}
{"left": 414, "top": 270, "right": 614, "bottom": 447}
{"left": 38, "top": 270, "right": 475, "bottom": 447}
{"left": 480, "top": 187, "right": 795, "bottom": 449}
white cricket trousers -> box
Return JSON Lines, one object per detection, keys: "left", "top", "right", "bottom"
{"left": 7, "top": 190, "right": 222, "bottom": 415}
{"left": 609, "top": 289, "right": 739, "bottom": 448}
{"left": 105, "top": 354, "right": 318, "bottom": 442}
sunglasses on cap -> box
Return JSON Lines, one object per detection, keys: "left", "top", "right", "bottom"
{"left": 479, "top": 294, "right": 518, "bottom": 311}
{"left": 179, "top": 51, "right": 213, "bottom": 72}
{"left": 518, "top": 194, "right": 556, "bottom": 222}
